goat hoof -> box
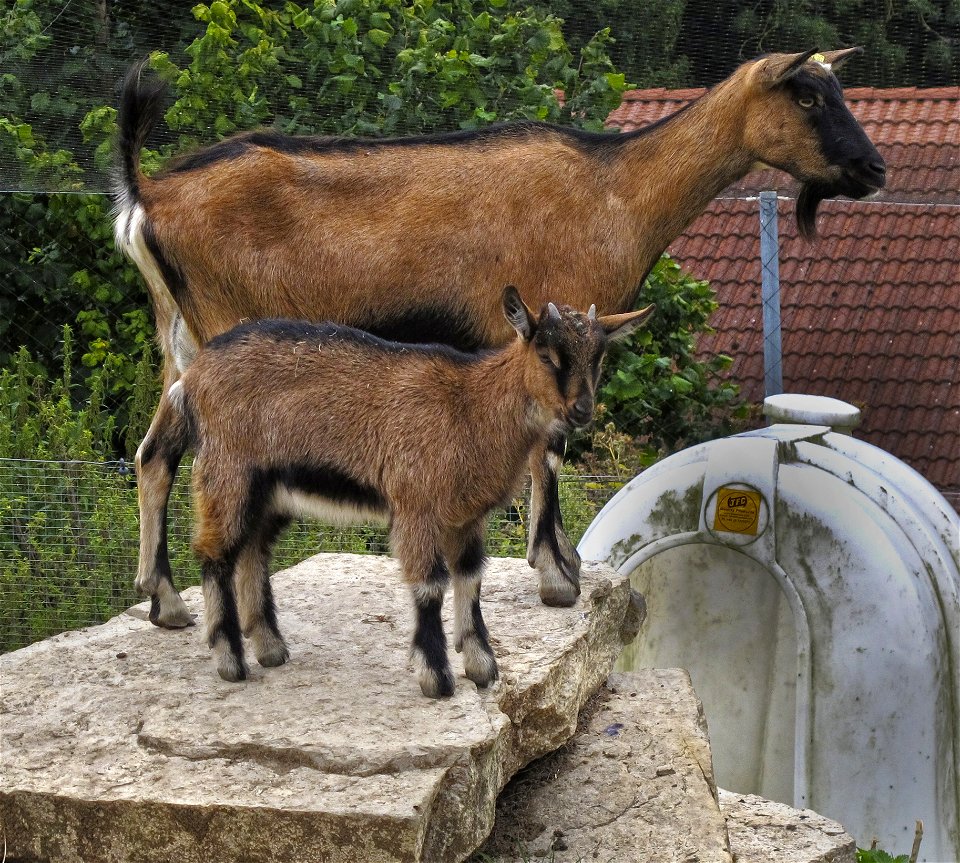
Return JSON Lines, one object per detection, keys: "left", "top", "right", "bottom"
{"left": 462, "top": 635, "right": 499, "bottom": 687}
{"left": 538, "top": 569, "right": 581, "bottom": 607}
{"left": 419, "top": 665, "right": 456, "bottom": 699}
{"left": 216, "top": 657, "right": 248, "bottom": 683}
{"left": 256, "top": 642, "right": 290, "bottom": 668}
{"left": 536, "top": 555, "right": 581, "bottom": 607}
{"left": 149, "top": 594, "right": 195, "bottom": 628}
{"left": 465, "top": 657, "right": 499, "bottom": 689}
{"left": 539, "top": 583, "right": 580, "bottom": 607}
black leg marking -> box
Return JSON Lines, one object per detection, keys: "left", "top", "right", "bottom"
{"left": 448, "top": 524, "right": 498, "bottom": 688}
{"left": 137, "top": 408, "right": 193, "bottom": 627}
{"left": 471, "top": 595, "right": 490, "bottom": 645}
{"left": 413, "top": 595, "right": 454, "bottom": 698}
{"left": 547, "top": 429, "right": 567, "bottom": 458}
{"left": 201, "top": 555, "right": 247, "bottom": 681}
{"left": 457, "top": 532, "right": 487, "bottom": 578}
{"left": 411, "top": 558, "right": 454, "bottom": 698}
{"left": 530, "top": 444, "right": 582, "bottom": 607}
{"left": 256, "top": 514, "right": 289, "bottom": 637}
{"left": 236, "top": 514, "right": 291, "bottom": 669}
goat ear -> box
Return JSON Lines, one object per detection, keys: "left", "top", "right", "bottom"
{"left": 596, "top": 304, "right": 655, "bottom": 342}
{"left": 502, "top": 285, "right": 537, "bottom": 341}
{"left": 756, "top": 49, "right": 819, "bottom": 87}
{"left": 817, "top": 47, "right": 863, "bottom": 71}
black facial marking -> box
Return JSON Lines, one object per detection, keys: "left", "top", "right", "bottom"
{"left": 786, "top": 68, "right": 884, "bottom": 238}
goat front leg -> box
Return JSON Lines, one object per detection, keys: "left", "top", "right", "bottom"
{"left": 527, "top": 431, "right": 581, "bottom": 607}
{"left": 135, "top": 394, "right": 193, "bottom": 628}
{"left": 445, "top": 522, "right": 498, "bottom": 688}
{"left": 393, "top": 517, "right": 455, "bottom": 698}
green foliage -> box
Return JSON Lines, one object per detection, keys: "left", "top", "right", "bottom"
{"left": 538, "top": 0, "right": 691, "bottom": 88}
{"left": 582, "top": 254, "right": 747, "bottom": 458}
{"left": 0, "top": 329, "right": 135, "bottom": 652}
{"left": 152, "top": 0, "right": 626, "bottom": 146}
{"left": 672, "top": 0, "right": 959, "bottom": 87}
{"left": 0, "top": 190, "right": 156, "bottom": 449}
{"left": 856, "top": 849, "right": 910, "bottom": 863}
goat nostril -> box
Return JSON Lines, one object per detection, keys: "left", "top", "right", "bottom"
{"left": 857, "top": 156, "right": 885, "bottom": 175}
{"left": 570, "top": 404, "right": 593, "bottom": 426}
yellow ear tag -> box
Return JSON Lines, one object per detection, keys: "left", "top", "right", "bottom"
{"left": 811, "top": 52, "right": 832, "bottom": 70}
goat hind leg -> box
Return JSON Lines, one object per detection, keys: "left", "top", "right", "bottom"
{"left": 235, "top": 517, "right": 290, "bottom": 668}
{"left": 527, "top": 434, "right": 581, "bottom": 607}
{"left": 135, "top": 397, "right": 193, "bottom": 628}
{"left": 201, "top": 554, "right": 248, "bottom": 681}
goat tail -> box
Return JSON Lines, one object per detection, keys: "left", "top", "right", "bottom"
{"left": 113, "top": 57, "right": 168, "bottom": 208}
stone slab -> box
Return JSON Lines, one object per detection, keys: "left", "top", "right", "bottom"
{"left": 471, "top": 669, "right": 733, "bottom": 863}
{"left": 1, "top": 554, "right": 635, "bottom": 863}
{"left": 719, "top": 790, "right": 857, "bottom": 863}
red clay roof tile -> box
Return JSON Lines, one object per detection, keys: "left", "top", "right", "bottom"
{"left": 663, "top": 197, "right": 959, "bottom": 494}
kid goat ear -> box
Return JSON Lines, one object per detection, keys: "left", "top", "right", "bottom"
{"left": 597, "top": 304, "right": 656, "bottom": 341}
{"left": 502, "top": 285, "right": 537, "bottom": 341}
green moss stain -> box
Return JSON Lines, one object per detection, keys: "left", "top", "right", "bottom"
{"left": 607, "top": 483, "right": 702, "bottom": 568}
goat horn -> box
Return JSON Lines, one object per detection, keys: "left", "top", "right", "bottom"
{"left": 588, "top": 304, "right": 597, "bottom": 320}
{"left": 547, "top": 302, "right": 561, "bottom": 321}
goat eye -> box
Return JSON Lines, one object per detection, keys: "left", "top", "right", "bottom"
{"left": 538, "top": 348, "right": 561, "bottom": 368}
{"left": 798, "top": 96, "right": 815, "bottom": 109}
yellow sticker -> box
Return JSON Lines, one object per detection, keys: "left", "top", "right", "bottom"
{"left": 812, "top": 52, "right": 826, "bottom": 63}
{"left": 713, "top": 487, "right": 762, "bottom": 535}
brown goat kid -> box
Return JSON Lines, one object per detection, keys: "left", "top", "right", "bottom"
{"left": 115, "top": 48, "right": 885, "bottom": 625}
{"left": 151, "top": 289, "right": 652, "bottom": 696}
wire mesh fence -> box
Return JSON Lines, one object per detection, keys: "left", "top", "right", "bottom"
{"left": 0, "top": 456, "right": 625, "bottom": 653}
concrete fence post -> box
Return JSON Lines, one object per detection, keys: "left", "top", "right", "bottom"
{"left": 759, "top": 190, "right": 783, "bottom": 398}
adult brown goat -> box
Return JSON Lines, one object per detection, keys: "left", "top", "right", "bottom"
{"left": 152, "top": 289, "right": 652, "bottom": 695}
{"left": 114, "top": 48, "right": 885, "bottom": 628}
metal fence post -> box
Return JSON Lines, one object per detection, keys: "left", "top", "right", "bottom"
{"left": 759, "top": 191, "right": 783, "bottom": 397}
